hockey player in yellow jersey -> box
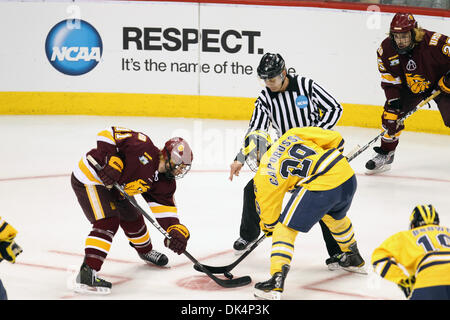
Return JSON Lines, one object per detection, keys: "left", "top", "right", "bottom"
{"left": 372, "top": 204, "right": 450, "bottom": 300}
{"left": 0, "top": 217, "right": 23, "bottom": 300}
{"left": 252, "top": 127, "right": 365, "bottom": 300}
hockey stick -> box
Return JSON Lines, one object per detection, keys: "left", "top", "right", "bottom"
{"left": 194, "top": 142, "right": 365, "bottom": 277}
{"left": 193, "top": 234, "right": 266, "bottom": 278}
{"left": 346, "top": 90, "right": 441, "bottom": 162}
{"left": 87, "top": 155, "right": 251, "bottom": 288}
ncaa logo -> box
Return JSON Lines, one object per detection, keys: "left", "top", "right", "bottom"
{"left": 45, "top": 19, "right": 103, "bottom": 76}
{"left": 295, "top": 95, "right": 308, "bottom": 109}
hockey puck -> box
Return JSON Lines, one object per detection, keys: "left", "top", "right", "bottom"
{"left": 224, "top": 272, "right": 233, "bottom": 279}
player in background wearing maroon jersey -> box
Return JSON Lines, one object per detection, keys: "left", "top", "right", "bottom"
{"left": 365, "top": 13, "right": 450, "bottom": 174}
{"left": 71, "top": 127, "right": 193, "bottom": 294}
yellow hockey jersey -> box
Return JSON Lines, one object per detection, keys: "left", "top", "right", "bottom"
{"left": 254, "top": 127, "right": 354, "bottom": 226}
{"left": 372, "top": 225, "right": 450, "bottom": 289}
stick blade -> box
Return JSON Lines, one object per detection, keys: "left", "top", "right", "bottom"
{"left": 193, "top": 263, "right": 230, "bottom": 274}
{"left": 193, "top": 263, "right": 252, "bottom": 288}
{"left": 216, "top": 275, "right": 252, "bottom": 288}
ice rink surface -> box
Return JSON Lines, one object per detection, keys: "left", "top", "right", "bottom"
{"left": 1, "top": 115, "right": 449, "bottom": 302}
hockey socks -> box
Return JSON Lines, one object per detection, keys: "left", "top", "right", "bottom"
{"left": 84, "top": 216, "right": 119, "bottom": 272}
{"left": 120, "top": 214, "right": 152, "bottom": 254}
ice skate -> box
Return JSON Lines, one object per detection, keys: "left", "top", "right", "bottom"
{"left": 128, "top": 241, "right": 169, "bottom": 267}
{"left": 327, "top": 242, "right": 366, "bottom": 274}
{"left": 325, "top": 254, "right": 341, "bottom": 271}
{"left": 233, "top": 236, "right": 258, "bottom": 256}
{"left": 254, "top": 264, "right": 290, "bottom": 300}
{"left": 139, "top": 249, "right": 169, "bottom": 267}
{"left": 365, "top": 146, "right": 395, "bottom": 175}
{"left": 74, "top": 263, "right": 112, "bottom": 295}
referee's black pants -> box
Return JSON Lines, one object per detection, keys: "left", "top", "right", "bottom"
{"left": 239, "top": 178, "right": 342, "bottom": 258}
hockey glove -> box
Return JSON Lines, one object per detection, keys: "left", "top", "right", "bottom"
{"left": 0, "top": 222, "right": 21, "bottom": 263}
{"left": 164, "top": 224, "right": 190, "bottom": 255}
{"left": 382, "top": 99, "right": 404, "bottom": 137}
{"left": 438, "top": 70, "right": 450, "bottom": 94}
{"left": 98, "top": 155, "right": 124, "bottom": 188}
{"left": 0, "top": 241, "right": 23, "bottom": 263}
{"left": 259, "top": 221, "right": 274, "bottom": 237}
{"left": 398, "top": 275, "right": 416, "bottom": 298}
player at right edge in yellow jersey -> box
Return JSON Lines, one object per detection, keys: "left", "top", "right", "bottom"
{"left": 253, "top": 127, "right": 365, "bottom": 300}
{"left": 372, "top": 204, "right": 450, "bottom": 300}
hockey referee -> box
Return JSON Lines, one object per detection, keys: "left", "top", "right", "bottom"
{"left": 229, "top": 52, "right": 345, "bottom": 268}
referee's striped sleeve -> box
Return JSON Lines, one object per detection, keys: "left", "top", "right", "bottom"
{"left": 248, "top": 94, "right": 271, "bottom": 133}
{"left": 312, "top": 81, "right": 343, "bottom": 129}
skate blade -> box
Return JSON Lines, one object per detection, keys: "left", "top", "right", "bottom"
{"left": 234, "top": 250, "right": 246, "bottom": 256}
{"left": 342, "top": 265, "right": 368, "bottom": 275}
{"left": 327, "top": 263, "right": 368, "bottom": 275}
{"left": 254, "top": 290, "right": 281, "bottom": 300}
{"left": 144, "top": 261, "right": 171, "bottom": 268}
{"left": 365, "top": 164, "right": 391, "bottom": 175}
{"left": 327, "top": 262, "right": 340, "bottom": 271}
{"left": 73, "top": 283, "right": 111, "bottom": 295}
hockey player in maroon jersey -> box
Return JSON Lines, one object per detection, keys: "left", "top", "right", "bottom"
{"left": 71, "top": 127, "right": 193, "bottom": 294}
{"left": 366, "top": 13, "right": 450, "bottom": 174}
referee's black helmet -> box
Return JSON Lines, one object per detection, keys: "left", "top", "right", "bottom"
{"left": 257, "top": 53, "right": 285, "bottom": 80}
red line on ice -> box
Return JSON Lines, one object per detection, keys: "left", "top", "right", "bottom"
{"left": 1, "top": 171, "right": 449, "bottom": 183}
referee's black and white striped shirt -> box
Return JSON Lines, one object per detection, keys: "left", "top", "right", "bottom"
{"left": 248, "top": 74, "right": 343, "bottom": 138}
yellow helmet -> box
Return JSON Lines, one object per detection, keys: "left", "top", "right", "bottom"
{"left": 409, "top": 204, "right": 439, "bottom": 229}
{"left": 240, "top": 130, "right": 272, "bottom": 172}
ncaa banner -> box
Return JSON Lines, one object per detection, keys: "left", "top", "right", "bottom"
{"left": 1, "top": 1, "right": 448, "bottom": 102}
{"left": 0, "top": 0, "right": 449, "bottom": 132}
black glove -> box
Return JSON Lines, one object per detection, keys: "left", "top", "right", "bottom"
{"left": 164, "top": 224, "right": 190, "bottom": 255}
{"left": 382, "top": 99, "right": 404, "bottom": 136}
{"left": 438, "top": 70, "right": 450, "bottom": 94}
{"left": 97, "top": 155, "right": 123, "bottom": 188}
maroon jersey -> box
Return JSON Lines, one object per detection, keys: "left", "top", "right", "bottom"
{"left": 73, "top": 126, "right": 179, "bottom": 228}
{"left": 377, "top": 29, "right": 450, "bottom": 101}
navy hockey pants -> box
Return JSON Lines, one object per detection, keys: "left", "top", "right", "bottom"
{"left": 0, "top": 279, "right": 7, "bottom": 300}
{"left": 410, "top": 285, "right": 450, "bottom": 300}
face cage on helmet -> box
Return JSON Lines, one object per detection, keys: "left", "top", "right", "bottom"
{"left": 390, "top": 30, "right": 415, "bottom": 55}
{"left": 164, "top": 160, "right": 191, "bottom": 180}
{"left": 245, "top": 153, "right": 260, "bottom": 173}
{"left": 163, "top": 147, "right": 192, "bottom": 180}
